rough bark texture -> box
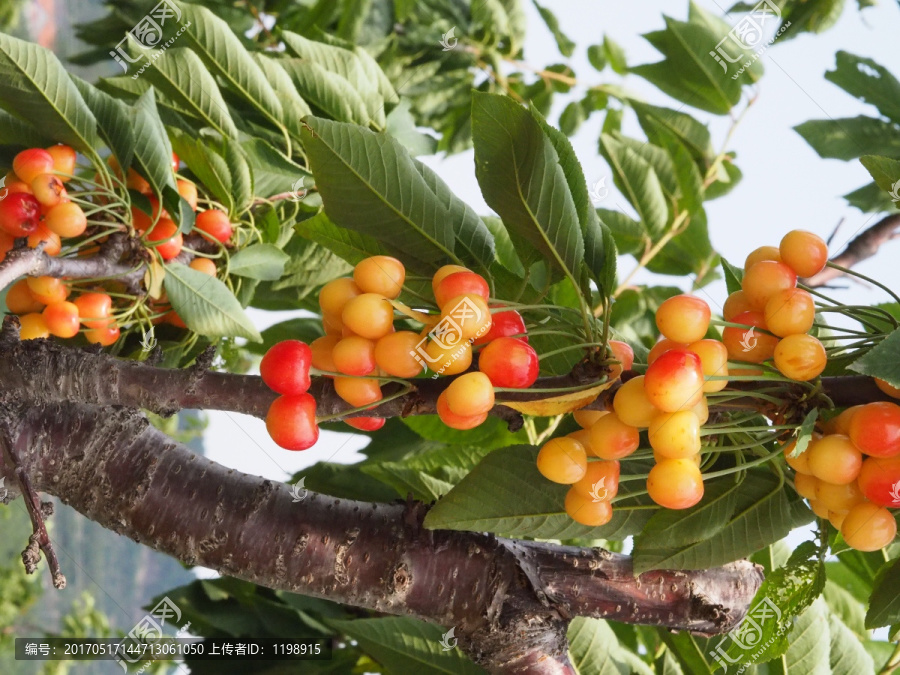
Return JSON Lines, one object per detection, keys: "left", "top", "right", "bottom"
{"left": 0, "top": 399, "right": 762, "bottom": 674}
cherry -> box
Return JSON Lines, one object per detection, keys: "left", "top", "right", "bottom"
{"left": 588, "top": 412, "right": 639, "bottom": 460}
{"left": 44, "top": 202, "right": 87, "bottom": 238}
{"left": 332, "top": 336, "right": 376, "bottom": 376}
{"left": 440, "top": 293, "right": 492, "bottom": 341}
{"left": 875, "top": 379, "right": 900, "bottom": 399}
{"left": 345, "top": 417, "right": 386, "bottom": 431}
{"left": 536, "top": 437, "right": 587, "bottom": 484}
{"left": 643, "top": 349, "right": 704, "bottom": 412}
{"left": 19, "top": 313, "right": 49, "bottom": 340}
{"left": 0, "top": 192, "right": 41, "bottom": 237}
{"left": 5, "top": 279, "right": 44, "bottom": 314}
{"left": 310, "top": 335, "right": 340, "bottom": 373}
{"left": 353, "top": 256, "right": 405, "bottom": 299}
{"left": 27, "top": 225, "right": 61, "bottom": 256}
{"left": 722, "top": 311, "right": 778, "bottom": 363}
{"left": 648, "top": 410, "right": 701, "bottom": 459}
{"left": 260, "top": 340, "right": 312, "bottom": 395}
{"left": 189, "top": 257, "right": 217, "bottom": 275}
{"left": 857, "top": 455, "right": 900, "bottom": 507}
{"left": 473, "top": 307, "right": 527, "bottom": 345}
{"left": 73, "top": 292, "right": 112, "bottom": 329}
{"left": 45, "top": 145, "right": 76, "bottom": 180}
{"left": 573, "top": 409, "right": 608, "bottom": 429}
{"left": 85, "top": 322, "right": 120, "bottom": 346}
{"left": 478, "top": 337, "right": 539, "bottom": 388}
{"left": 793, "top": 472, "right": 819, "bottom": 500}
{"left": 27, "top": 275, "right": 68, "bottom": 304}
{"left": 655, "top": 294, "right": 711, "bottom": 344}
{"left": 445, "top": 371, "right": 495, "bottom": 417}
{"left": 564, "top": 489, "right": 614, "bottom": 526}
{"left": 266, "top": 393, "right": 319, "bottom": 451}
{"left": 436, "top": 390, "right": 487, "bottom": 429}
{"left": 322, "top": 313, "right": 343, "bottom": 337}
{"left": 42, "top": 300, "right": 80, "bottom": 338}
{"left": 431, "top": 264, "right": 469, "bottom": 294}
{"left": 692, "top": 396, "right": 709, "bottom": 425}
{"left": 334, "top": 377, "right": 382, "bottom": 407}
{"left": 318, "top": 278, "right": 362, "bottom": 316}
{"left": 194, "top": 208, "right": 233, "bottom": 243}
{"left": 374, "top": 331, "right": 425, "bottom": 378}
{"left": 31, "top": 174, "right": 67, "bottom": 208}
{"left": 782, "top": 434, "right": 818, "bottom": 475}
{"left": 567, "top": 429, "right": 595, "bottom": 455}
{"left": 13, "top": 148, "right": 54, "bottom": 184}
{"left": 342, "top": 293, "right": 395, "bottom": 340}
{"left": 824, "top": 405, "right": 860, "bottom": 435}
{"left": 648, "top": 338, "right": 687, "bottom": 365}
{"left": 571, "top": 460, "right": 620, "bottom": 500}
{"left": 743, "top": 245, "right": 782, "bottom": 272}
{"left": 722, "top": 290, "right": 754, "bottom": 321}
{"left": 807, "top": 435, "right": 862, "bottom": 485}
{"left": 742, "top": 261, "right": 797, "bottom": 310}
{"left": 0, "top": 231, "right": 12, "bottom": 263}
{"left": 773, "top": 334, "right": 826, "bottom": 382}
{"left": 848, "top": 402, "right": 900, "bottom": 458}
{"left": 686, "top": 339, "right": 729, "bottom": 393}
{"left": 434, "top": 270, "right": 490, "bottom": 308}
{"left": 815, "top": 479, "right": 865, "bottom": 513}
{"left": 177, "top": 180, "right": 198, "bottom": 211}
{"left": 764, "top": 288, "right": 815, "bottom": 337}
{"left": 424, "top": 337, "right": 472, "bottom": 376}
{"left": 840, "top": 502, "right": 897, "bottom": 552}
{"left": 647, "top": 459, "right": 704, "bottom": 509}
{"left": 612, "top": 376, "right": 657, "bottom": 428}
{"left": 171, "top": 152, "right": 180, "bottom": 172}
{"left": 608, "top": 340, "right": 634, "bottom": 371}
{"left": 779, "top": 230, "right": 828, "bottom": 278}
{"left": 145, "top": 219, "right": 183, "bottom": 260}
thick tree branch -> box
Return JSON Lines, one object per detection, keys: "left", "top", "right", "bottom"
{"left": 804, "top": 213, "right": 900, "bottom": 287}
{"left": 0, "top": 400, "right": 763, "bottom": 673}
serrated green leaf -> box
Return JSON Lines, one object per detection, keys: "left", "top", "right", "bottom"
{"left": 658, "top": 632, "right": 714, "bottom": 675}
{"left": 273, "top": 235, "right": 353, "bottom": 293}
{"left": 70, "top": 76, "right": 134, "bottom": 170}
{"left": 859, "top": 155, "right": 900, "bottom": 196}
{"left": 866, "top": 557, "right": 900, "bottom": 628}
{"left": 472, "top": 93, "right": 584, "bottom": 285}
{"left": 329, "top": 617, "right": 486, "bottom": 675}
{"left": 599, "top": 134, "right": 668, "bottom": 235}
{"left": 294, "top": 210, "right": 390, "bottom": 267}
{"left": 633, "top": 471, "right": 812, "bottom": 572}
{"left": 136, "top": 43, "right": 238, "bottom": 138}
{"left": 828, "top": 611, "right": 874, "bottom": 675}
{"left": 532, "top": 0, "right": 575, "bottom": 57}
{"left": 228, "top": 244, "right": 289, "bottom": 281}
{"left": 0, "top": 32, "right": 98, "bottom": 152}
{"left": 163, "top": 262, "right": 261, "bottom": 341}
{"left": 843, "top": 180, "right": 900, "bottom": 213}
{"left": 567, "top": 618, "right": 626, "bottom": 675}
{"left": 423, "top": 446, "right": 655, "bottom": 539}
{"left": 849, "top": 328, "right": 900, "bottom": 388}
{"left": 386, "top": 99, "right": 437, "bottom": 157}
{"left": 252, "top": 54, "right": 311, "bottom": 140}
{"left": 173, "top": 1, "right": 284, "bottom": 131}
{"left": 483, "top": 216, "right": 525, "bottom": 278}
{"left": 790, "top": 409, "right": 819, "bottom": 458}
{"left": 302, "top": 116, "right": 494, "bottom": 276}
{"left": 825, "top": 51, "right": 900, "bottom": 124}
{"left": 823, "top": 580, "right": 867, "bottom": 638}
{"left": 721, "top": 257, "right": 744, "bottom": 295}
{"left": 239, "top": 138, "right": 311, "bottom": 199}
{"left": 598, "top": 209, "right": 646, "bottom": 256}
{"left": 794, "top": 116, "right": 900, "bottom": 161}
{"left": 169, "top": 128, "right": 233, "bottom": 213}
{"left": 222, "top": 137, "right": 252, "bottom": 215}
{"left": 278, "top": 57, "right": 371, "bottom": 126}
{"left": 776, "top": 598, "right": 831, "bottom": 675}
{"left": 630, "top": 101, "right": 714, "bottom": 167}
{"left": 130, "top": 89, "right": 178, "bottom": 206}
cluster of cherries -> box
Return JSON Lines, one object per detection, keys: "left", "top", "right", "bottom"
{"left": 259, "top": 256, "right": 543, "bottom": 449}
{"left": 788, "top": 395, "right": 900, "bottom": 551}
{"left": 1, "top": 144, "right": 235, "bottom": 340}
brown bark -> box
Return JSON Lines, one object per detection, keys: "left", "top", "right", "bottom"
{"left": 0, "top": 399, "right": 762, "bottom": 673}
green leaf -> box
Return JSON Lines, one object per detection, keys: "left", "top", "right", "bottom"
{"left": 273, "top": 236, "right": 354, "bottom": 293}
{"left": 483, "top": 217, "right": 525, "bottom": 278}
{"left": 423, "top": 446, "right": 655, "bottom": 539}
{"left": 599, "top": 134, "right": 668, "bottom": 235}
{"left": 130, "top": 89, "right": 178, "bottom": 204}
{"left": 401, "top": 416, "right": 525, "bottom": 450}
{"left": 222, "top": 137, "right": 252, "bottom": 215}
{"left": 567, "top": 618, "right": 628, "bottom": 675}
{"left": 630, "top": 101, "right": 714, "bottom": 167}
{"left": 859, "top": 155, "right": 900, "bottom": 196}
{"left": 0, "top": 109, "right": 54, "bottom": 150}
{"left": 299, "top": 461, "right": 398, "bottom": 503}
{"left": 472, "top": 93, "right": 584, "bottom": 284}
{"left": 849, "top": 328, "right": 900, "bottom": 388}
{"left": 295, "top": 210, "right": 389, "bottom": 267}
{"left": 603, "top": 35, "right": 628, "bottom": 74}
{"left": 532, "top": 0, "right": 575, "bottom": 57}
{"left": 277, "top": 57, "right": 372, "bottom": 126}
{"left": 790, "top": 409, "right": 819, "bottom": 458}
{"left": 866, "top": 558, "right": 900, "bottom": 628}
{"left": 843, "top": 180, "right": 900, "bottom": 213}
{"left": 173, "top": 1, "right": 284, "bottom": 131}
{"left": 252, "top": 54, "right": 311, "bottom": 139}
{"left": 721, "top": 257, "right": 744, "bottom": 295}
{"left": 559, "top": 101, "right": 587, "bottom": 136}
{"left": 658, "top": 632, "right": 714, "bottom": 675}
{"left": 587, "top": 45, "right": 607, "bottom": 72}
{"left": 302, "top": 117, "right": 494, "bottom": 276}
{"left": 775, "top": 598, "right": 831, "bottom": 675}
{"left": 163, "top": 262, "right": 262, "bottom": 341}
{"left": 633, "top": 470, "right": 812, "bottom": 572}
{"left": 386, "top": 99, "right": 437, "bottom": 157}
{"left": 723, "top": 542, "right": 826, "bottom": 665}
{"left": 245, "top": 318, "right": 324, "bottom": 356}
{"left": 794, "top": 116, "right": 900, "bottom": 161}
{"left": 239, "top": 138, "right": 311, "bottom": 199}
{"left": 0, "top": 32, "right": 98, "bottom": 151}
{"left": 823, "top": 581, "right": 867, "bottom": 638}
{"left": 70, "top": 76, "right": 134, "bottom": 169}
{"left": 598, "top": 209, "right": 645, "bottom": 256}
{"left": 228, "top": 244, "right": 290, "bottom": 281}
{"left": 328, "top": 617, "right": 486, "bottom": 675}
{"left": 169, "top": 128, "right": 233, "bottom": 214}
{"left": 136, "top": 44, "right": 239, "bottom": 139}
{"left": 829, "top": 611, "right": 874, "bottom": 675}
{"left": 825, "top": 51, "right": 900, "bottom": 123}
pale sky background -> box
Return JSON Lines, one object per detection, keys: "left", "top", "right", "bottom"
{"left": 203, "top": 0, "right": 900, "bottom": 493}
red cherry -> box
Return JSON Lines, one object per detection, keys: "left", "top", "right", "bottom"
{"left": 266, "top": 394, "right": 319, "bottom": 450}
{"left": 345, "top": 417, "right": 385, "bottom": 431}
{"left": 857, "top": 455, "right": 900, "bottom": 507}
{"left": 643, "top": 349, "right": 704, "bottom": 412}
{"left": 0, "top": 192, "right": 42, "bottom": 237}
{"left": 260, "top": 340, "right": 312, "bottom": 395}
{"left": 434, "top": 271, "right": 490, "bottom": 308}
{"left": 13, "top": 148, "right": 55, "bottom": 184}
{"left": 473, "top": 307, "right": 528, "bottom": 345}
{"left": 194, "top": 209, "right": 233, "bottom": 243}
{"left": 146, "top": 218, "right": 183, "bottom": 260}
{"left": 478, "top": 337, "right": 539, "bottom": 388}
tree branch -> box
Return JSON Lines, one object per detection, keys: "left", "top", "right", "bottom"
{"left": 804, "top": 213, "right": 900, "bottom": 287}
{"left": 0, "top": 399, "right": 763, "bottom": 673}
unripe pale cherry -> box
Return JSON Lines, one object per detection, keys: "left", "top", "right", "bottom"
{"left": 722, "top": 311, "right": 779, "bottom": 363}
{"left": 440, "top": 293, "right": 492, "bottom": 341}
{"left": 782, "top": 435, "right": 818, "bottom": 475}
{"left": 742, "top": 261, "right": 797, "bottom": 310}
{"left": 564, "top": 489, "right": 613, "bottom": 526}
{"left": 571, "top": 460, "right": 620, "bottom": 500}
{"left": 318, "top": 277, "right": 362, "bottom": 316}
{"left": 655, "top": 294, "right": 710, "bottom": 344}
{"left": 189, "top": 257, "right": 217, "bottom": 276}
{"left": 686, "top": 339, "right": 729, "bottom": 393}
{"left": 807, "top": 435, "right": 862, "bottom": 485}
{"left": 648, "top": 338, "right": 687, "bottom": 365}
{"left": 840, "top": 502, "right": 897, "bottom": 552}
{"left": 6, "top": 279, "right": 44, "bottom": 314}
{"left": 779, "top": 229, "right": 828, "bottom": 278}
{"left": 45, "top": 144, "right": 77, "bottom": 180}
{"left": 445, "top": 371, "right": 494, "bottom": 417}
{"left": 342, "top": 293, "right": 395, "bottom": 340}
{"left": 42, "top": 300, "right": 80, "bottom": 338}
{"left": 44, "top": 202, "right": 87, "bottom": 238}
{"left": 436, "top": 390, "right": 487, "bottom": 430}
{"left": 793, "top": 472, "right": 819, "bottom": 500}
{"left": 764, "top": 288, "right": 815, "bottom": 337}
{"left": 823, "top": 405, "right": 860, "bottom": 435}
{"left": 85, "top": 322, "right": 120, "bottom": 346}
{"left": 722, "top": 290, "right": 754, "bottom": 321}
{"left": 608, "top": 340, "right": 634, "bottom": 371}
{"left": 612, "top": 376, "right": 657, "bottom": 428}
{"left": 353, "top": 255, "right": 405, "bottom": 299}
{"left": 431, "top": 265, "right": 469, "bottom": 296}
{"left": 31, "top": 174, "right": 67, "bottom": 207}
{"left": 424, "top": 337, "right": 472, "bottom": 376}
{"left": 310, "top": 335, "right": 340, "bottom": 374}
{"left": 643, "top": 349, "right": 704, "bottom": 413}
{"left": 27, "top": 225, "right": 61, "bottom": 256}
{"left": 536, "top": 437, "right": 587, "bottom": 484}
{"left": 567, "top": 429, "right": 595, "bottom": 455}
{"left": 647, "top": 459, "right": 704, "bottom": 510}
{"left": 374, "top": 331, "right": 425, "bottom": 378}
{"left": 648, "top": 410, "right": 701, "bottom": 459}
{"left": 589, "top": 413, "right": 639, "bottom": 460}
{"left": 773, "top": 334, "right": 826, "bottom": 382}
{"left": 332, "top": 336, "right": 376, "bottom": 376}
{"left": 815, "top": 479, "right": 865, "bottom": 513}
{"left": 573, "top": 409, "right": 608, "bottom": 429}
{"left": 13, "top": 148, "right": 54, "bottom": 184}
{"left": 743, "top": 245, "right": 782, "bottom": 272}
{"left": 73, "top": 292, "right": 113, "bottom": 330}
{"left": 19, "top": 313, "right": 50, "bottom": 340}
{"left": 334, "top": 377, "right": 382, "bottom": 408}
{"left": 27, "top": 275, "right": 68, "bottom": 305}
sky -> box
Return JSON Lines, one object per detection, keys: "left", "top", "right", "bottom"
{"left": 202, "top": 0, "right": 900, "bottom": 492}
